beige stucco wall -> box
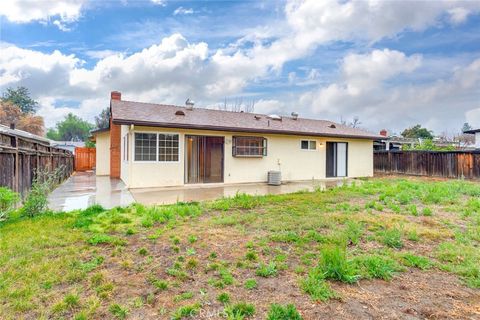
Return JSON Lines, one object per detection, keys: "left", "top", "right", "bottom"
{"left": 120, "top": 125, "right": 130, "bottom": 184}
{"left": 95, "top": 131, "right": 110, "bottom": 176}
{"left": 124, "top": 126, "right": 373, "bottom": 189}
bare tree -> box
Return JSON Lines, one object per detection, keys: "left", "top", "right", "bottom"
{"left": 220, "top": 97, "right": 256, "bottom": 113}
{"left": 349, "top": 116, "right": 362, "bottom": 128}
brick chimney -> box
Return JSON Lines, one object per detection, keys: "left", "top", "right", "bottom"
{"left": 380, "top": 129, "right": 388, "bottom": 137}
{"left": 109, "top": 91, "right": 121, "bottom": 178}
{"left": 111, "top": 91, "right": 121, "bottom": 101}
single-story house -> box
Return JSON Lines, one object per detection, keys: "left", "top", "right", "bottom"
{"left": 92, "top": 91, "right": 381, "bottom": 189}
{"left": 50, "top": 140, "right": 85, "bottom": 154}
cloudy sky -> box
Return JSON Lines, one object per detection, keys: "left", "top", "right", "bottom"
{"left": 1, "top": 0, "right": 479, "bottom": 135}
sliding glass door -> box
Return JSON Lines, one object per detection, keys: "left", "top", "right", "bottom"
{"left": 185, "top": 135, "right": 224, "bottom": 183}
{"left": 326, "top": 142, "right": 348, "bottom": 177}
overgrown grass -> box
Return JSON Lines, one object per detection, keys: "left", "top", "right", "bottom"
{"left": 1, "top": 177, "right": 480, "bottom": 318}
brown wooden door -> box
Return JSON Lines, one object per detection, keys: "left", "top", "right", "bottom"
{"left": 75, "top": 147, "right": 96, "bottom": 171}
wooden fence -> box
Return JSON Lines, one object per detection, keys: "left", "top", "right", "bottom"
{"left": 0, "top": 130, "right": 74, "bottom": 198}
{"left": 74, "top": 147, "right": 96, "bottom": 171}
{"left": 374, "top": 150, "right": 480, "bottom": 179}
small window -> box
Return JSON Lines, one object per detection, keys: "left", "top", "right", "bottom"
{"left": 301, "top": 140, "right": 317, "bottom": 150}
{"left": 158, "top": 133, "right": 179, "bottom": 162}
{"left": 233, "top": 136, "right": 267, "bottom": 157}
{"left": 134, "top": 133, "right": 157, "bottom": 161}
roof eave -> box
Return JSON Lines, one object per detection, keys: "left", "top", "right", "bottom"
{"left": 112, "top": 118, "right": 381, "bottom": 140}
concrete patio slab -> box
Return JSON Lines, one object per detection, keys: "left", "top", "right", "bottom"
{"left": 48, "top": 171, "right": 135, "bottom": 211}
{"left": 129, "top": 179, "right": 352, "bottom": 206}
{"left": 49, "top": 171, "right": 355, "bottom": 211}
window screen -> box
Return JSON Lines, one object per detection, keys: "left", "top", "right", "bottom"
{"left": 158, "top": 134, "right": 179, "bottom": 162}
{"left": 134, "top": 133, "right": 157, "bottom": 161}
{"left": 232, "top": 136, "right": 267, "bottom": 157}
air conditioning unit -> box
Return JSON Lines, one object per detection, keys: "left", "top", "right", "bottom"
{"left": 267, "top": 171, "right": 281, "bottom": 186}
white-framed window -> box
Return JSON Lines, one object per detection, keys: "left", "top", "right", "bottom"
{"left": 158, "top": 133, "right": 179, "bottom": 162}
{"left": 232, "top": 136, "right": 267, "bottom": 157}
{"left": 134, "top": 133, "right": 157, "bottom": 161}
{"left": 134, "top": 132, "right": 180, "bottom": 162}
{"left": 301, "top": 140, "right": 317, "bottom": 150}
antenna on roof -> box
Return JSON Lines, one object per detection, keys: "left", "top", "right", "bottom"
{"left": 185, "top": 98, "right": 195, "bottom": 110}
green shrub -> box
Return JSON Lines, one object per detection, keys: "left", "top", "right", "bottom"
{"left": 266, "top": 304, "right": 303, "bottom": 320}
{"left": 173, "top": 291, "right": 194, "bottom": 302}
{"left": 244, "top": 278, "right": 257, "bottom": 290}
{"left": 344, "top": 221, "right": 363, "bottom": 245}
{"left": 401, "top": 253, "right": 432, "bottom": 270}
{"left": 422, "top": 207, "right": 433, "bottom": 216}
{"left": 109, "top": 303, "right": 128, "bottom": 319}
{"left": 381, "top": 228, "right": 403, "bottom": 249}
{"left": 245, "top": 251, "right": 258, "bottom": 261}
{"left": 256, "top": 262, "right": 278, "bottom": 277}
{"left": 22, "top": 167, "right": 63, "bottom": 217}
{"left": 318, "top": 246, "right": 359, "bottom": 283}
{"left": 354, "top": 255, "right": 400, "bottom": 281}
{"left": 21, "top": 180, "right": 49, "bottom": 217}
{"left": 217, "top": 292, "right": 230, "bottom": 304}
{"left": 300, "top": 270, "right": 336, "bottom": 302}
{"left": 224, "top": 302, "right": 255, "bottom": 319}
{"left": 0, "top": 187, "right": 19, "bottom": 221}
{"left": 172, "top": 304, "right": 200, "bottom": 320}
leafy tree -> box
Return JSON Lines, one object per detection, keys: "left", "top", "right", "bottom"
{"left": 1, "top": 87, "right": 38, "bottom": 114}
{"left": 46, "top": 113, "right": 93, "bottom": 141}
{"left": 95, "top": 108, "right": 110, "bottom": 129}
{"left": 0, "top": 101, "right": 45, "bottom": 136}
{"left": 401, "top": 124, "right": 433, "bottom": 139}
{"left": 402, "top": 139, "right": 455, "bottom": 151}
{"left": 462, "top": 122, "right": 473, "bottom": 132}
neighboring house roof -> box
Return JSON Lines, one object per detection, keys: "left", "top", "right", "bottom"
{"left": 50, "top": 141, "right": 85, "bottom": 148}
{"left": 111, "top": 100, "right": 381, "bottom": 140}
{"left": 464, "top": 129, "right": 480, "bottom": 134}
{"left": 90, "top": 127, "right": 110, "bottom": 135}
{"left": 0, "top": 124, "right": 50, "bottom": 145}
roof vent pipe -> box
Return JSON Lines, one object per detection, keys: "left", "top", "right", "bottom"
{"left": 291, "top": 112, "right": 298, "bottom": 120}
{"left": 185, "top": 98, "right": 195, "bottom": 110}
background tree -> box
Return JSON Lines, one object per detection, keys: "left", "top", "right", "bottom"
{"left": 462, "top": 122, "right": 473, "bottom": 132}
{"left": 46, "top": 113, "right": 93, "bottom": 141}
{"left": 94, "top": 108, "right": 110, "bottom": 129}
{"left": 1, "top": 87, "right": 38, "bottom": 114}
{"left": 0, "top": 101, "right": 45, "bottom": 136}
{"left": 401, "top": 124, "right": 433, "bottom": 139}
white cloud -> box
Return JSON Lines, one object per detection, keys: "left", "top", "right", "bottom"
{"left": 173, "top": 7, "right": 194, "bottom": 15}
{"left": 151, "top": 0, "right": 166, "bottom": 6}
{"left": 0, "top": 0, "right": 87, "bottom": 30}
{"left": 448, "top": 7, "right": 470, "bottom": 24}
{"left": 299, "top": 50, "right": 480, "bottom": 133}
{"left": 1, "top": 0, "right": 480, "bottom": 132}
{"left": 84, "top": 50, "right": 122, "bottom": 60}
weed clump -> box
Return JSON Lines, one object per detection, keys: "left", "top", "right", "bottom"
{"left": 318, "top": 246, "right": 359, "bottom": 283}
{"left": 267, "top": 304, "right": 303, "bottom": 320}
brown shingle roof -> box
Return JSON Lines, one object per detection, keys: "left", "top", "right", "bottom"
{"left": 111, "top": 100, "right": 382, "bottom": 140}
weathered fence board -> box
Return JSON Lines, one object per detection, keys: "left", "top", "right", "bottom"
{"left": 374, "top": 150, "right": 480, "bottom": 179}
{"left": 0, "top": 131, "right": 74, "bottom": 198}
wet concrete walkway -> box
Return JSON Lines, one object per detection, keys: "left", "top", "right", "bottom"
{"left": 49, "top": 171, "right": 354, "bottom": 211}
{"left": 129, "top": 179, "right": 351, "bottom": 206}
{"left": 48, "top": 171, "right": 135, "bottom": 211}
